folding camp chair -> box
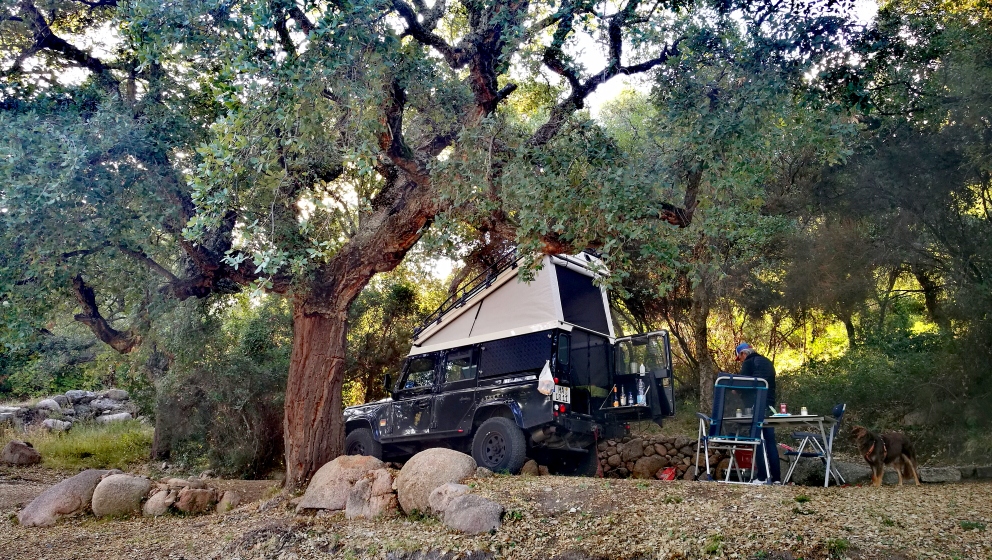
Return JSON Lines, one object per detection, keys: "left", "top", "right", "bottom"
{"left": 695, "top": 375, "right": 771, "bottom": 483}
{"left": 783, "top": 403, "right": 846, "bottom": 485}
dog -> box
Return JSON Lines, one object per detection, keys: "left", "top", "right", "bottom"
{"left": 851, "top": 425, "right": 921, "bottom": 486}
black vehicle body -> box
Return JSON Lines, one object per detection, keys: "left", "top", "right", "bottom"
{"left": 343, "top": 253, "right": 675, "bottom": 473}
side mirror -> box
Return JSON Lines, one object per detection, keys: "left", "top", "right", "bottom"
{"left": 383, "top": 374, "right": 393, "bottom": 393}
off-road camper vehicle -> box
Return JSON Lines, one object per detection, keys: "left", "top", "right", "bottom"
{"left": 342, "top": 252, "right": 675, "bottom": 475}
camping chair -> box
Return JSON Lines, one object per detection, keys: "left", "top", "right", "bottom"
{"left": 783, "top": 403, "right": 846, "bottom": 486}
{"left": 695, "top": 375, "right": 771, "bottom": 483}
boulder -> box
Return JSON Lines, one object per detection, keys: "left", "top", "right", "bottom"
{"left": 18, "top": 469, "right": 119, "bottom": 527}
{"left": 621, "top": 439, "right": 645, "bottom": 463}
{"left": 520, "top": 459, "right": 539, "bottom": 476}
{"left": 89, "top": 398, "right": 119, "bottom": 412}
{"left": 43, "top": 418, "right": 72, "bottom": 432}
{"left": 607, "top": 454, "right": 621, "bottom": 468}
{"left": 216, "top": 491, "right": 241, "bottom": 514}
{"left": 428, "top": 483, "right": 471, "bottom": 514}
{"left": 297, "top": 455, "right": 385, "bottom": 512}
{"left": 96, "top": 412, "right": 132, "bottom": 423}
{"left": 73, "top": 404, "right": 94, "bottom": 419}
{"left": 1, "top": 440, "right": 41, "bottom": 466}
{"left": 91, "top": 474, "right": 151, "bottom": 517}
{"left": 103, "top": 389, "right": 130, "bottom": 401}
{"left": 35, "top": 399, "right": 61, "bottom": 411}
{"left": 143, "top": 489, "right": 177, "bottom": 517}
{"left": 52, "top": 395, "right": 70, "bottom": 407}
{"left": 175, "top": 488, "right": 218, "bottom": 514}
{"left": 442, "top": 494, "right": 503, "bottom": 534}
{"left": 919, "top": 467, "right": 961, "bottom": 483}
{"left": 0, "top": 412, "right": 15, "bottom": 425}
{"left": 975, "top": 466, "right": 992, "bottom": 479}
{"left": 346, "top": 469, "right": 398, "bottom": 519}
{"left": 396, "top": 448, "right": 477, "bottom": 515}
{"left": 632, "top": 455, "right": 669, "bottom": 479}
{"left": 65, "top": 390, "right": 95, "bottom": 404}
{"left": 475, "top": 467, "right": 494, "bottom": 479}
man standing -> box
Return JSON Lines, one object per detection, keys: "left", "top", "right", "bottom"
{"left": 736, "top": 342, "right": 781, "bottom": 483}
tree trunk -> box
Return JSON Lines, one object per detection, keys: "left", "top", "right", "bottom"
{"left": 284, "top": 303, "right": 349, "bottom": 490}
{"left": 690, "top": 275, "right": 719, "bottom": 410}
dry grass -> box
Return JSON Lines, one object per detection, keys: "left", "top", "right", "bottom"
{"left": 3, "top": 465, "right": 990, "bottom": 560}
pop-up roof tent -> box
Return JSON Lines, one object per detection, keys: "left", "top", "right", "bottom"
{"left": 410, "top": 252, "right": 615, "bottom": 355}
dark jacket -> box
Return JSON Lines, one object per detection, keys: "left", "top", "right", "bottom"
{"left": 739, "top": 352, "right": 776, "bottom": 405}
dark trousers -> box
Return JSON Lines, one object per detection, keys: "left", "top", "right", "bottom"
{"left": 756, "top": 427, "right": 781, "bottom": 482}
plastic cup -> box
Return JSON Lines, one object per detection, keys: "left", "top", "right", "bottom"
{"left": 780, "top": 403, "right": 787, "bottom": 414}
{"left": 801, "top": 406, "right": 808, "bottom": 416}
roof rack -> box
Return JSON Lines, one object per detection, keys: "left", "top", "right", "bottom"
{"left": 413, "top": 250, "right": 524, "bottom": 340}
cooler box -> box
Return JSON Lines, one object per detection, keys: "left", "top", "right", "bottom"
{"left": 734, "top": 449, "right": 753, "bottom": 469}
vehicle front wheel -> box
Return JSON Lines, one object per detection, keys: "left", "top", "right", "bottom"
{"left": 471, "top": 417, "right": 527, "bottom": 474}
{"left": 345, "top": 427, "right": 382, "bottom": 459}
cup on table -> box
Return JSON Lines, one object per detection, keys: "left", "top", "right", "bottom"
{"left": 736, "top": 408, "right": 742, "bottom": 418}
{"left": 780, "top": 403, "right": 787, "bottom": 414}
{"left": 745, "top": 407, "right": 752, "bottom": 416}
{"left": 801, "top": 406, "right": 808, "bottom": 416}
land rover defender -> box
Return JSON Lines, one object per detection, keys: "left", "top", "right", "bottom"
{"left": 342, "top": 252, "right": 675, "bottom": 475}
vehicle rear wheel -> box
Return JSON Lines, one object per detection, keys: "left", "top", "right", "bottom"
{"left": 345, "top": 427, "right": 382, "bottom": 459}
{"left": 471, "top": 417, "right": 527, "bottom": 474}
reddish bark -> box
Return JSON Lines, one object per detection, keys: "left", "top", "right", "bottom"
{"left": 283, "top": 305, "right": 348, "bottom": 490}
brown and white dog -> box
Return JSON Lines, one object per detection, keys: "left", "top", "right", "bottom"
{"left": 851, "top": 425, "right": 921, "bottom": 486}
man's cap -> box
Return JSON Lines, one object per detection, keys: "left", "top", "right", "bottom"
{"left": 735, "top": 342, "right": 752, "bottom": 354}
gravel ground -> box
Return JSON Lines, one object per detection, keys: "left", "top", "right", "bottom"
{"left": 2, "top": 466, "right": 990, "bottom": 560}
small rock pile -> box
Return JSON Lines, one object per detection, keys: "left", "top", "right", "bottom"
{"left": 16, "top": 470, "right": 239, "bottom": 527}
{"left": 597, "top": 434, "right": 726, "bottom": 480}
{"left": 297, "top": 448, "right": 503, "bottom": 534}
{"left": 0, "top": 388, "right": 138, "bottom": 432}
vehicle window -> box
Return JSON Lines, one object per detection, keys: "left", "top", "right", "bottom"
{"left": 557, "top": 334, "right": 570, "bottom": 366}
{"left": 444, "top": 349, "right": 477, "bottom": 383}
{"left": 400, "top": 356, "right": 437, "bottom": 390}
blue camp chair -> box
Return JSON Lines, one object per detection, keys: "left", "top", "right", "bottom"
{"left": 695, "top": 375, "right": 771, "bottom": 483}
{"left": 783, "top": 403, "right": 846, "bottom": 485}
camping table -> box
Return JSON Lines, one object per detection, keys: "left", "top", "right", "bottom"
{"left": 726, "top": 414, "right": 838, "bottom": 487}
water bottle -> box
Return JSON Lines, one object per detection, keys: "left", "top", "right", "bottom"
{"left": 637, "top": 379, "right": 646, "bottom": 406}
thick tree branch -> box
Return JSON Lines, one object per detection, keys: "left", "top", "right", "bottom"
{"left": 18, "top": 0, "right": 118, "bottom": 92}
{"left": 118, "top": 245, "right": 179, "bottom": 283}
{"left": 286, "top": 6, "right": 314, "bottom": 35}
{"left": 72, "top": 274, "right": 141, "bottom": 354}
{"left": 392, "top": 0, "right": 468, "bottom": 68}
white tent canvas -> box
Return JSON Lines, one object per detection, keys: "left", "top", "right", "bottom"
{"left": 411, "top": 254, "right": 613, "bottom": 355}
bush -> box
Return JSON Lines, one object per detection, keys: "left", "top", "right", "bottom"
{"left": 779, "top": 330, "right": 992, "bottom": 465}
{"left": 0, "top": 420, "right": 153, "bottom": 471}
{"left": 151, "top": 295, "right": 290, "bottom": 478}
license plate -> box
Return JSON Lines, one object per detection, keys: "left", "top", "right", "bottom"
{"left": 553, "top": 385, "right": 570, "bottom": 403}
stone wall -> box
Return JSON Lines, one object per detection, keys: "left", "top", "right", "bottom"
{"left": 597, "top": 434, "right": 727, "bottom": 480}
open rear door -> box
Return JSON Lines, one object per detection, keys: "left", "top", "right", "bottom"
{"left": 614, "top": 331, "right": 675, "bottom": 424}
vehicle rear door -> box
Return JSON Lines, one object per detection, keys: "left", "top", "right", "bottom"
{"left": 388, "top": 354, "right": 438, "bottom": 439}
{"left": 614, "top": 331, "right": 675, "bottom": 420}
{"left": 432, "top": 346, "right": 479, "bottom": 434}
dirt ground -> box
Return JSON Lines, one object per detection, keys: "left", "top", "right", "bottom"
{"left": 2, "top": 465, "right": 990, "bottom": 560}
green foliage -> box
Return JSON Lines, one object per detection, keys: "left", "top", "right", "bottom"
{"left": 780, "top": 329, "right": 992, "bottom": 464}
{"left": 959, "top": 521, "right": 986, "bottom": 532}
{"left": 344, "top": 267, "right": 444, "bottom": 406}
{"left": 825, "top": 537, "right": 850, "bottom": 557}
{"left": 0, "top": 420, "right": 153, "bottom": 471}
{"left": 152, "top": 295, "right": 291, "bottom": 477}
